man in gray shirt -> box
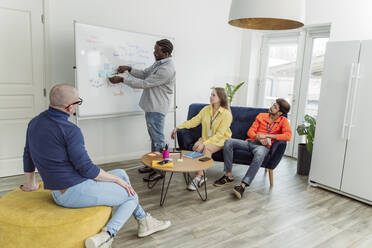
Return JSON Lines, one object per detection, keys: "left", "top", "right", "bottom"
{"left": 109, "top": 39, "right": 175, "bottom": 181}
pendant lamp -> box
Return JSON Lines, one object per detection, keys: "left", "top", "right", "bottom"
{"left": 229, "top": 0, "right": 305, "bottom": 30}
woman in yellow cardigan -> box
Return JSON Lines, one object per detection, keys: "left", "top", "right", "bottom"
{"left": 171, "top": 87, "right": 232, "bottom": 191}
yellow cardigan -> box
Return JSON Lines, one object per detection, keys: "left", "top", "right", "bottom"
{"left": 177, "top": 105, "right": 232, "bottom": 147}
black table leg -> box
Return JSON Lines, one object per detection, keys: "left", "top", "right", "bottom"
{"left": 187, "top": 171, "right": 207, "bottom": 201}
{"left": 183, "top": 172, "right": 190, "bottom": 185}
{"left": 160, "top": 172, "right": 173, "bottom": 206}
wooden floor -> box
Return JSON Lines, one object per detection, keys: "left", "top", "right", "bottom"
{"left": 2, "top": 157, "right": 372, "bottom": 248}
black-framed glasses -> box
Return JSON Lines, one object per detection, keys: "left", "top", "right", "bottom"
{"left": 65, "top": 97, "right": 83, "bottom": 109}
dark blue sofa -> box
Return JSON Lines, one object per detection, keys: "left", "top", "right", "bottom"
{"left": 176, "top": 103, "right": 288, "bottom": 186}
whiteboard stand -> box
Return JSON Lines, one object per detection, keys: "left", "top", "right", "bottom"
{"left": 173, "top": 76, "right": 177, "bottom": 149}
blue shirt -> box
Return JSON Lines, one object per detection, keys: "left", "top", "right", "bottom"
{"left": 23, "top": 107, "right": 100, "bottom": 190}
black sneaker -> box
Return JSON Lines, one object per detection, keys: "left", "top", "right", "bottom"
{"left": 233, "top": 184, "right": 245, "bottom": 199}
{"left": 143, "top": 171, "right": 164, "bottom": 182}
{"left": 213, "top": 175, "right": 234, "bottom": 187}
{"left": 138, "top": 166, "right": 154, "bottom": 174}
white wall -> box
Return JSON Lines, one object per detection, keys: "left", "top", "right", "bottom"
{"left": 236, "top": 30, "right": 262, "bottom": 107}
{"left": 306, "top": 0, "right": 372, "bottom": 41}
{"left": 45, "top": 0, "right": 242, "bottom": 163}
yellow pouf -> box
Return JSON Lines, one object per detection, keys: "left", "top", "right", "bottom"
{"left": 0, "top": 187, "right": 112, "bottom": 248}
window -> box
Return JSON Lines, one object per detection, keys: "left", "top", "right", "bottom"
{"left": 304, "top": 37, "right": 329, "bottom": 117}
{"left": 257, "top": 25, "right": 330, "bottom": 157}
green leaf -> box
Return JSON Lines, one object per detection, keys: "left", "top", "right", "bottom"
{"left": 231, "top": 82, "right": 245, "bottom": 98}
{"left": 306, "top": 142, "right": 313, "bottom": 155}
{"left": 296, "top": 124, "right": 306, "bottom": 136}
{"left": 225, "top": 82, "right": 245, "bottom": 104}
{"left": 225, "top": 83, "right": 232, "bottom": 96}
{"left": 225, "top": 83, "right": 232, "bottom": 104}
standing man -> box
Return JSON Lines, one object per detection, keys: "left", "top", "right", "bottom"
{"left": 109, "top": 39, "right": 175, "bottom": 182}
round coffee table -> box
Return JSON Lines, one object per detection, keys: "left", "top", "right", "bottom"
{"left": 141, "top": 150, "right": 214, "bottom": 206}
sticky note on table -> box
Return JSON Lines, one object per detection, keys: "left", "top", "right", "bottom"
{"left": 152, "top": 160, "right": 174, "bottom": 168}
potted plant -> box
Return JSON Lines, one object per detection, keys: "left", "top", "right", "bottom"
{"left": 296, "top": 114, "right": 316, "bottom": 176}
{"left": 225, "top": 82, "right": 245, "bottom": 105}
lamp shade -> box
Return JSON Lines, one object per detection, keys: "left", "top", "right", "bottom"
{"left": 229, "top": 0, "right": 305, "bottom": 30}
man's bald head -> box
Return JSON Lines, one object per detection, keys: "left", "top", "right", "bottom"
{"left": 49, "top": 84, "right": 78, "bottom": 108}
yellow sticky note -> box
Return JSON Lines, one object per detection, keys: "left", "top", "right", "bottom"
{"left": 152, "top": 160, "right": 174, "bottom": 168}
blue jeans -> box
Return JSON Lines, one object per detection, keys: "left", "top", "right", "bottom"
{"left": 223, "top": 139, "right": 269, "bottom": 186}
{"left": 145, "top": 112, "right": 165, "bottom": 152}
{"left": 51, "top": 169, "right": 147, "bottom": 236}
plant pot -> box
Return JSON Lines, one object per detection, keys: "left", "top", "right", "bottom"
{"left": 297, "top": 143, "right": 312, "bottom": 176}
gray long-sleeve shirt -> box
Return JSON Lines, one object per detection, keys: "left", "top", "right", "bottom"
{"left": 122, "top": 57, "right": 176, "bottom": 115}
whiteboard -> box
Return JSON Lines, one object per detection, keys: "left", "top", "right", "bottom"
{"left": 74, "top": 22, "right": 173, "bottom": 118}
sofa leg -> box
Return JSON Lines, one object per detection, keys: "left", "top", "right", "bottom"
{"left": 268, "top": 169, "right": 273, "bottom": 187}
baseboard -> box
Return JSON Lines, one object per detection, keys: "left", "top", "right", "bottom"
{"left": 91, "top": 150, "right": 148, "bottom": 165}
{"left": 0, "top": 158, "right": 23, "bottom": 178}
{"left": 0, "top": 151, "right": 148, "bottom": 178}
{"left": 309, "top": 180, "right": 372, "bottom": 206}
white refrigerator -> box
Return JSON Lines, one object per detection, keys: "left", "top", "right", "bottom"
{"left": 309, "top": 40, "right": 372, "bottom": 204}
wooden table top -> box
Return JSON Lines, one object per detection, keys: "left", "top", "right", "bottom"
{"left": 141, "top": 150, "right": 214, "bottom": 173}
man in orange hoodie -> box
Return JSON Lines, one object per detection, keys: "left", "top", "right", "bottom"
{"left": 213, "top": 98, "right": 292, "bottom": 199}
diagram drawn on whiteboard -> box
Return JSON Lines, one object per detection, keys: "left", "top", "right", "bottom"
{"left": 74, "top": 22, "right": 171, "bottom": 117}
{"left": 83, "top": 36, "right": 149, "bottom": 96}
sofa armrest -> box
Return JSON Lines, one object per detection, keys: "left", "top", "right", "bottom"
{"left": 264, "top": 140, "right": 287, "bottom": 170}
{"left": 176, "top": 129, "right": 197, "bottom": 151}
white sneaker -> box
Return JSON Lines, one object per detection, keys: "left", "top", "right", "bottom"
{"left": 85, "top": 228, "right": 113, "bottom": 248}
{"left": 137, "top": 213, "right": 171, "bottom": 238}
{"left": 187, "top": 176, "right": 207, "bottom": 191}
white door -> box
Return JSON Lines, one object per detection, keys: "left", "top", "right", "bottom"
{"left": 257, "top": 35, "right": 301, "bottom": 156}
{"left": 309, "top": 41, "right": 360, "bottom": 190}
{"left": 0, "top": 0, "right": 45, "bottom": 177}
{"left": 341, "top": 40, "right": 372, "bottom": 201}
{"left": 292, "top": 34, "right": 329, "bottom": 158}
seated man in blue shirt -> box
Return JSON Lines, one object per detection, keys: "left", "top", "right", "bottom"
{"left": 21, "top": 84, "right": 171, "bottom": 248}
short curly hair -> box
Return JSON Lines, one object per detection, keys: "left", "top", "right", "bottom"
{"left": 276, "top": 98, "right": 290, "bottom": 115}
{"left": 156, "top": 39, "right": 173, "bottom": 55}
